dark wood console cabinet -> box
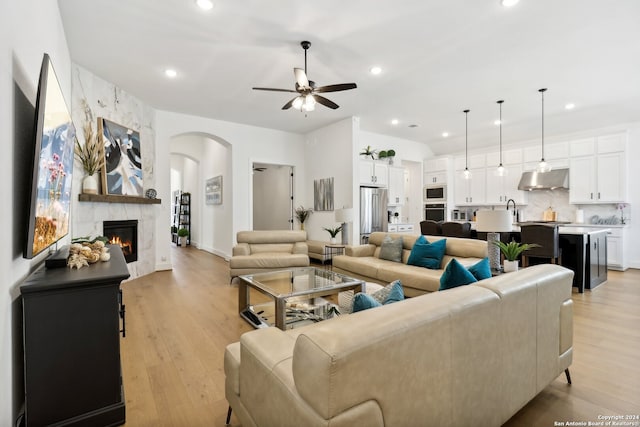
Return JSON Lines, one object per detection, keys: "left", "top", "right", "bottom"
{"left": 20, "top": 245, "right": 130, "bottom": 426}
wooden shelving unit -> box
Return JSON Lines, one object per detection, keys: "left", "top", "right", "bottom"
{"left": 172, "top": 192, "right": 191, "bottom": 246}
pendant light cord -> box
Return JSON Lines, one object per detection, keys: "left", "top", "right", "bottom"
{"left": 497, "top": 100, "right": 504, "bottom": 165}
{"left": 539, "top": 88, "right": 547, "bottom": 161}
{"left": 464, "top": 109, "right": 470, "bottom": 170}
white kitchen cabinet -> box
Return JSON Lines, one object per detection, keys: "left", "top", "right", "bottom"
{"left": 454, "top": 167, "right": 486, "bottom": 205}
{"left": 606, "top": 227, "right": 627, "bottom": 270}
{"left": 359, "top": 160, "right": 388, "bottom": 187}
{"left": 485, "top": 164, "right": 528, "bottom": 205}
{"left": 388, "top": 166, "right": 405, "bottom": 205}
{"left": 523, "top": 141, "right": 570, "bottom": 171}
{"left": 569, "top": 133, "right": 627, "bottom": 204}
{"left": 424, "top": 157, "right": 450, "bottom": 185}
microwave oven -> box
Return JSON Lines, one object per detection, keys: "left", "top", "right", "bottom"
{"left": 424, "top": 185, "right": 446, "bottom": 202}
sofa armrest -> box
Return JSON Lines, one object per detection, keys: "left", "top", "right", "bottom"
{"left": 233, "top": 243, "right": 250, "bottom": 256}
{"left": 346, "top": 244, "right": 376, "bottom": 257}
{"left": 292, "top": 242, "right": 308, "bottom": 255}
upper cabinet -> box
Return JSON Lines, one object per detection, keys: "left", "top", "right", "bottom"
{"left": 453, "top": 154, "right": 486, "bottom": 206}
{"left": 359, "top": 160, "right": 388, "bottom": 187}
{"left": 388, "top": 166, "right": 405, "bottom": 205}
{"left": 569, "top": 133, "right": 627, "bottom": 204}
{"left": 523, "top": 141, "right": 569, "bottom": 171}
{"left": 424, "top": 157, "right": 450, "bottom": 185}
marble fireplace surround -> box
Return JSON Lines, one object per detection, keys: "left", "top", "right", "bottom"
{"left": 74, "top": 197, "right": 160, "bottom": 279}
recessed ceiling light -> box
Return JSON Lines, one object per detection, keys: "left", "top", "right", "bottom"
{"left": 391, "top": 119, "right": 399, "bottom": 125}
{"left": 565, "top": 103, "right": 576, "bottom": 110}
{"left": 442, "top": 132, "right": 449, "bottom": 138}
{"left": 408, "top": 124, "right": 418, "bottom": 128}
{"left": 165, "top": 69, "right": 177, "bottom": 78}
{"left": 494, "top": 120, "right": 501, "bottom": 126}
{"left": 501, "top": 0, "right": 519, "bottom": 7}
{"left": 196, "top": 0, "right": 214, "bottom": 10}
{"left": 370, "top": 66, "right": 382, "bottom": 75}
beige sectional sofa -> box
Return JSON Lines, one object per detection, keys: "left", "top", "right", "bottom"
{"left": 332, "top": 232, "right": 488, "bottom": 297}
{"left": 225, "top": 264, "right": 574, "bottom": 427}
{"left": 229, "top": 230, "right": 309, "bottom": 279}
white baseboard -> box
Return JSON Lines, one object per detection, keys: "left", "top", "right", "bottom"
{"left": 155, "top": 262, "right": 173, "bottom": 271}
{"left": 200, "top": 245, "right": 230, "bottom": 261}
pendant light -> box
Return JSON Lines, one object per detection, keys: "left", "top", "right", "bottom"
{"left": 463, "top": 109, "right": 471, "bottom": 180}
{"left": 495, "top": 100, "right": 507, "bottom": 176}
{"left": 537, "top": 88, "right": 551, "bottom": 173}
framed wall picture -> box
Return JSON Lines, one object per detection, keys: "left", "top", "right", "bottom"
{"left": 206, "top": 175, "right": 222, "bottom": 205}
{"left": 314, "top": 177, "right": 334, "bottom": 211}
{"left": 98, "top": 118, "right": 143, "bottom": 196}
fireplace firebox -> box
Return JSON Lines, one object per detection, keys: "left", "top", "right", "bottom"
{"left": 103, "top": 220, "right": 138, "bottom": 263}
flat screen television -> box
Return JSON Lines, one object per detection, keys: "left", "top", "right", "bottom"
{"left": 24, "top": 53, "right": 76, "bottom": 259}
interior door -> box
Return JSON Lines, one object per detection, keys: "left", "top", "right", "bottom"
{"left": 252, "top": 163, "right": 293, "bottom": 230}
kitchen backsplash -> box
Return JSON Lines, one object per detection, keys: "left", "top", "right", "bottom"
{"left": 470, "top": 190, "right": 631, "bottom": 225}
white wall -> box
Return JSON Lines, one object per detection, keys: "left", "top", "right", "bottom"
{"left": 1, "top": 0, "right": 72, "bottom": 423}
{"left": 304, "top": 118, "right": 358, "bottom": 243}
{"left": 155, "top": 111, "right": 306, "bottom": 262}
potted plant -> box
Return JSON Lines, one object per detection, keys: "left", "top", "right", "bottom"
{"left": 492, "top": 240, "right": 539, "bottom": 272}
{"left": 359, "top": 145, "right": 377, "bottom": 160}
{"left": 177, "top": 227, "right": 189, "bottom": 247}
{"left": 386, "top": 149, "right": 396, "bottom": 165}
{"left": 74, "top": 122, "right": 104, "bottom": 194}
{"left": 323, "top": 225, "right": 343, "bottom": 244}
{"left": 294, "top": 206, "right": 313, "bottom": 230}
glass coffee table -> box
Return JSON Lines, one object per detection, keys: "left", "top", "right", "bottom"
{"left": 238, "top": 267, "right": 364, "bottom": 330}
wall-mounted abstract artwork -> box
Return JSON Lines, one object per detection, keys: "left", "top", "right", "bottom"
{"left": 99, "top": 118, "right": 143, "bottom": 196}
{"left": 314, "top": 177, "right": 334, "bottom": 211}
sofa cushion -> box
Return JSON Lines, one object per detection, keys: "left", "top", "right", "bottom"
{"left": 439, "top": 258, "right": 478, "bottom": 290}
{"left": 407, "top": 236, "right": 447, "bottom": 269}
{"left": 379, "top": 235, "right": 404, "bottom": 262}
{"left": 229, "top": 253, "right": 309, "bottom": 269}
{"left": 468, "top": 257, "right": 491, "bottom": 281}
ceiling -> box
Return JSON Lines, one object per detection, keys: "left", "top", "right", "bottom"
{"left": 57, "top": 0, "right": 640, "bottom": 156}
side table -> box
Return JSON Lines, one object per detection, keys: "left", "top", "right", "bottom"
{"left": 324, "top": 244, "right": 345, "bottom": 270}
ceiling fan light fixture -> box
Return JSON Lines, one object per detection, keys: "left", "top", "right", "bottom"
{"left": 303, "top": 94, "right": 316, "bottom": 111}
{"left": 292, "top": 96, "right": 304, "bottom": 110}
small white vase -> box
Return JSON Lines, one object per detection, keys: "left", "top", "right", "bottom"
{"left": 82, "top": 174, "right": 99, "bottom": 194}
{"left": 503, "top": 260, "right": 519, "bottom": 273}
{"left": 330, "top": 237, "right": 337, "bottom": 244}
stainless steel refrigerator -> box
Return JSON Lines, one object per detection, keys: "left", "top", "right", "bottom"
{"left": 360, "top": 187, "right": 388, "bottom": 244}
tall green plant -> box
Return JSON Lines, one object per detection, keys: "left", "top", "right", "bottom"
{"left": 492, "top": 240, "right": 540, "bottom": 261}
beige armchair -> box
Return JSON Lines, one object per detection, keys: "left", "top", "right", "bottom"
{"left": 229, "top": 230, "right": 310, "bottom": 280}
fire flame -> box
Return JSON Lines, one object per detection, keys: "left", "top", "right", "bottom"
{"left": 109, "top": 235, "right": 133, "bottom": 255}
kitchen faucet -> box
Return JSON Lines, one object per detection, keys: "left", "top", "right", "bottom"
{"left": 506, "top": 199, "right": 517, "bottom": 221}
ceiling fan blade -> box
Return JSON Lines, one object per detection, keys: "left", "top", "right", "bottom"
{"left": 282, "top": 97, "right": 298, "bottom": 110}
{"left": 313, "top": 95, "right": 339, "bottom": 110}
{"left": 253, "top": 87, "right": 297, "bottom": 93}
{"left": 315, "top": 83, "right": 357, "bottom": 93}
{"left": 294, "top": 68, "right": 310, "bottom": 89}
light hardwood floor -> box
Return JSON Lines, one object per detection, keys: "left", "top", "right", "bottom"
{"left": 120, "top": 246, "right": 640, "bottom": 426}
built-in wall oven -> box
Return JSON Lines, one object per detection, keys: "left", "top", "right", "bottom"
{"left": 425, "top": 203, "right": 446, "bottom": 222}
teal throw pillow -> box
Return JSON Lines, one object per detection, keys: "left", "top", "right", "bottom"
{"left": 379, "top": 235, "right": 404, "bottom": 263}
{"left": 439, "top": 258, "right": 478, "bottom": 291}
{"left": 468, "top": 257, "right": 492, "bottom": 281}
{"left": 352, "top": 293, "right": 382, "bottom": 312}
{"left": 353, "top": 280, "right": 405, "bottom": 312}
{"left": 407, "top": 236, "right": 447, "bottom": 269}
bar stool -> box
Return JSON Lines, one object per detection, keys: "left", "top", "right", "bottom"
{"left": 420, "top": 220, "right": 442, "bottom": 236}
{"left": 441, "top": 222, "right": 472, "bottom": 238}
{"left": 520, "top": 224, "right": 562, "bottom": 267}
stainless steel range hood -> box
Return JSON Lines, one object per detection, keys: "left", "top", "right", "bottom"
{"left": 517, "top": 168, "right": 569, "bottom": 191}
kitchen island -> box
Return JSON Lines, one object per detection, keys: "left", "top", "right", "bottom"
{"left": 468, "top": 221, "right": 609, "bottom": 293}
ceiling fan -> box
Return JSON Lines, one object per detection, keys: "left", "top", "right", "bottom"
{"left": 252, "top": 41, "right": 357, "bottom": 112}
